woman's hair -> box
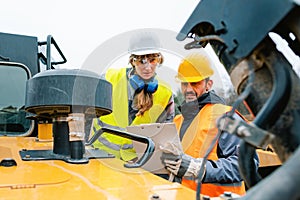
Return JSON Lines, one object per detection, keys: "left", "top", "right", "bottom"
{"left": 129, "top": 53, "right": 163, "bottom": 116}
{"left": 133, "top": 90, "right": 154, "bottom": 116}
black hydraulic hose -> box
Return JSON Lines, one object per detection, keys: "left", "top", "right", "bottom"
{"left": 196, "top": 127, "right": 222, "bottom": 200}
{"left": 253, "top": 40, "right": 292, "bottom": 130}
{"left": 238, "top": 37, "right": 292, "bottom": 188}
{"left": 240, "top": 146, "right": 300, "bottom": 200}
{"left": 225, "top": 50, "right": 260, "bottom": 189}
{"left": 238, "top": 141, "right": 262, "bottom": 188}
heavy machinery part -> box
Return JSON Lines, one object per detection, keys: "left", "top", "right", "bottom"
{"left": 176, "top": 0, "right": 300, "bottom": 199}
{"left": 240, "top": 146, "right": 300, "bottom": 200}
{"left": 0, "top": 137, "right": 196, "bottom": 200}
{"left": 25, "top": 69, "right": 112, "bottom": 118}
{"left": 176, "top": 0, "right": 298, "bottom": 70}
{"left": 38, "top": 35, "right": 67, "bottom": 70}
{"left": 24, "top": 69, "right": 155, "bottom": 167}
{"left": 0, "top": 32, "right": 39, "bottom": 75}
{"left": 0, "top": 62, "right": 33, "bottom": 136}
{"left": 0, "top": 31, "right": 196, "bottom": 199}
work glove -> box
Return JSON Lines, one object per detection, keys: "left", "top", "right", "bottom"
{"left": 161, "top": 153, "right": 204, "bottom": 178}
{"left": 160, "top": 142, "right": 205, "bottom": 179}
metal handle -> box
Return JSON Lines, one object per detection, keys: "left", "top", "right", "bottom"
{"left": 101, "top": 126, "right": 155, "bottom": 168}
{"left": 38, "top": 35, "right": 67, "bottom": 70}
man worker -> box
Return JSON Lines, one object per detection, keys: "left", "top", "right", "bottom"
{"left": 160, "top": 52, "right": 259, "bottom": 197}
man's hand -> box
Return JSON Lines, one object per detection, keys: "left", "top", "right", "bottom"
{"left": 161, "top": 153, "right": 205, "bottom": 178}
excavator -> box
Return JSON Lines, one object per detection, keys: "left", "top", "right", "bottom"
{"left": 0, "top": 32, "right": 196, "bottom": 199}
{"left": 1, "top": 0, "right": 298, "bottom": 199}
{"left": 176, "top": 0, "right": 300, "bottom": 199}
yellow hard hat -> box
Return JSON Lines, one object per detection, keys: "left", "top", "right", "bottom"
{"left": 176, "top": 52, "right": 214, "bottom": 82}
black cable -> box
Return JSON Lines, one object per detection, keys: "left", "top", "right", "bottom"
{"left": 196, "top": 58, "right": 255, "bottom": 200}
{"left": 196, "top": 121, "right": 224, "bottom": 200}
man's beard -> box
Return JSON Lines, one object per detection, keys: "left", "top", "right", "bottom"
{"left": 184, "top": 91, "right": 197, "bottom": 102}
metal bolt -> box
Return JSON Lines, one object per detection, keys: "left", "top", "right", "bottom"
{"left": 202, "top": 195, "right": 210, "bottom": 200}
{"left": 151, "top": 194, "right": 161, "bottom": 200}
{"left": 237, "top": 125, "right": 251, "bottom": 137}
{"left": 224, "top": 191, "right": 232, "bottom": 197}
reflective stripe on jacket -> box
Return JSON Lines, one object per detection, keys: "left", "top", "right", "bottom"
{"left": 92, "top": 67, "right": 172, "bottom": 161}
{"left": 174, "top": 103, "right": 246, "bottom": 197}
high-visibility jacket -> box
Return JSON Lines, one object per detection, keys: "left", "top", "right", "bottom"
{"left": 92, "top": 68, "right": 172, "bottom": 161}
{"left": 174, "top": 103, "right": 246, "bottom": 197}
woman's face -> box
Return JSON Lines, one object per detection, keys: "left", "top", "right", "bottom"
{"left": 132, "top": 54, "right": 161, "bottom": 80}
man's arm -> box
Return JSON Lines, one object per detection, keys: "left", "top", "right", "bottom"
{"left": 203, "top": 132, "right": 259, "bottom": 183}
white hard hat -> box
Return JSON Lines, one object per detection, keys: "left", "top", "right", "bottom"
{"left": 128, "top": 32, "right": 162, "bottom": 55}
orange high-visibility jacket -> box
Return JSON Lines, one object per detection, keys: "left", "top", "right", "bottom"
{"left": 174, "top": 103, "right": 246, "bottom": 197}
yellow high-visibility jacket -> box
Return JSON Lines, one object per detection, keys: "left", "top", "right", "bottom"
{"left": 92, "top": 68, "right": 172, "bottom": 161}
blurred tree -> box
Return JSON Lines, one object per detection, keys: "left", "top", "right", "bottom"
{"left": 174, "top": 89, "right": 184, "bottom": 115}
{"left": 173, "top": 86, "right": 252, "bottom": 119}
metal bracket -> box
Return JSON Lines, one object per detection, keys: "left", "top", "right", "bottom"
{"left": 218, "top": 116, "right": 275, "bottom": 150}
{"left": 184, "top": 34, "right": 225, "bottom": 50}
{"left": 19, "top": 148, "right": 114, "bottom": 164}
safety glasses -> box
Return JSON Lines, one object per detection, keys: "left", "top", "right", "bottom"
{"left": 181, "top": 81, "right": 204, "bottom": 90}
{"left": 133, "top": 54, "right": 161, "bottom": 66}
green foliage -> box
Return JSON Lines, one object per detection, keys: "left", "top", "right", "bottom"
{"left": 173, "top": 87, "right": 250, "bottom": 116}
{"left": 174, "top": 89, "right": 184, "bottom": 115}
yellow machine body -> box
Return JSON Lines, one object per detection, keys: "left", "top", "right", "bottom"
{"left": 0, "top": 137, "right": 196, "bottom": 200}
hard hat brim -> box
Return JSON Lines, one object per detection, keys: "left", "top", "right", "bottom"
{"left": 130, "top": 49, "right": 160, "bottom": 55}
{"left": 175, "top": 75, "right": 208, "bottom": 83}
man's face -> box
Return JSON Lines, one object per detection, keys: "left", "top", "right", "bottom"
{"left": 181, "top": 79, "right": 212, "bottom": 102}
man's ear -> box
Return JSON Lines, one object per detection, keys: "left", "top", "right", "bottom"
{"left": 206, "top": 79, "right": 213, "bottom": 90}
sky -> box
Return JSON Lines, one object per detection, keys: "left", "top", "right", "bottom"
{"left": 1, "top": 0, "right": 233, "bottom": 93}
{"left": 2, "top": 0, "right": 299, "bottom": 94}
{"left": 1, "top": 0, "right": 199, "bottom": 69}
